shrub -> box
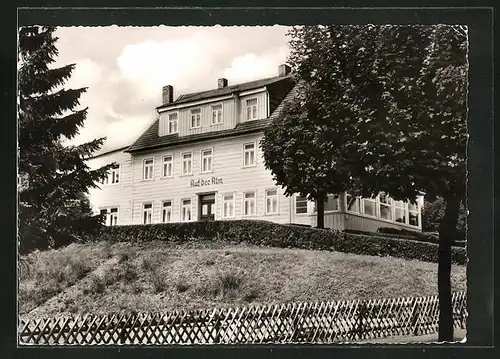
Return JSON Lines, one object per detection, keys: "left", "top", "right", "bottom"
{"left": 130, "top": 282, "right": 143, "bottom": 294}
{"left": 205, "top": 258, "right": 216, "bottom": 266}
{"left": 243, "top": 287, "right": 260, "bottom": 303}
{"left": 84, "top": 274, "right": 106, "bottom": 295}
{"left": 117, "top": 248, "right": 136, "bottom": 263}
{"left": 210, "top": 269, "right": 244, "bottom": 299}
{"left": 121, "top": 262, "right": 139, "bottom": 282}
{"left": 151, "top": 272, "right": 167, "bottom": 293}
{"left": 175, "top": 280, "right": 190, "bottom": 293}
{"left": 78, "top": 220, "right": 466, "bottom": 265}
{"left": 141, "top": 257, "right": 158, "bottom": 271}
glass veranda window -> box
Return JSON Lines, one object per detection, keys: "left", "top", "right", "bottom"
{"left": 346, "top": 193, "right": 361, "bottom": 213}
{"left": 379, "top": 193, "right": 393, "bottom": 221}
{"left": 295, "top": 195, "right": 308, "bottom": 214}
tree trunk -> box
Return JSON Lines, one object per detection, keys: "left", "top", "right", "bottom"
{"left": 316, "top": 196, "right": 325, "bottom": 229}
{"left": 437, "top": 194, "right": 461, "bottom": 341}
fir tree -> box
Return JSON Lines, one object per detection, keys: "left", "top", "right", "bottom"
{"left": 18, "top": 26, "right": 112, "bottom": 253}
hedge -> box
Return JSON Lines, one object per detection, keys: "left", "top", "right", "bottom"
{"left": 345, "top": 227, "right": 466, "bottom": 248}
{"left": 75, "top": 220, "right": 466, "bottom": 265}
{"left": 377, "top": 227, "right": 467, "bottom": 247}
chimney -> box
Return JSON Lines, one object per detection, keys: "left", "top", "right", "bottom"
{"left": 278, "top": 64, "right": 291, "bottom": 77}
{"left": 162, "top": 85, "right": 173, "bottom": 105}
{"left": 218, "top": 78, "right": 228, "bottom": 89}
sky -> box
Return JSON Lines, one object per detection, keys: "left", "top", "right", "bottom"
{"left": 53, "top": 26, "right": 291, "bottom": 153}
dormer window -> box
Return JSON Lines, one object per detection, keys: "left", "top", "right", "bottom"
{"left": 211, "top": 104, "right": 223, "bottom": 125}
{"left": 246, "top": 98, "right": 258, "bottom": 121}
{"left": 190, "top": 108, "right": 201, "bottom": 128}
{"left": 168, "top": 113, "right": 178, "bottom": 134}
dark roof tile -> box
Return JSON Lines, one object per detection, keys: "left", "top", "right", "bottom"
{"left": 126, "top": 119, "right": 274, "bottom": 153}
{"left": 127, "top": 79, "right": 298, "bottom": 153}
{"left": 157, "top": 75, "right": 292, "bottom": 109}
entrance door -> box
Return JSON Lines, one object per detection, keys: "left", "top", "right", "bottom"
{"left": 199, "top": 193, "right": 216, "bottom": 221}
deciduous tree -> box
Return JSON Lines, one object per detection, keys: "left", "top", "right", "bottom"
{"left": 263, "top": 25, "right": 467, "bottom": 341}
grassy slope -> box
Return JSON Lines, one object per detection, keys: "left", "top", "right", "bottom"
{"left": 19, "top": 240, "right": 467, "bottom": 320}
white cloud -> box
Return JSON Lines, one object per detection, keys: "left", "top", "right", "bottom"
{"left": 53, "top": 26, "right": 291, "bottom": 154}
{"left": 222, "top": 47, "right": 289, "bottom": 83}
{"left": 66, "top": 59, "right": 103, "bottom": 89}
{"left": 116, "top": 36, "right": 216, "bottom": 100}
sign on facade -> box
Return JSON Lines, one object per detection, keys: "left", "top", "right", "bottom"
{"left": 190, "top": 177, "right": 223, "bottom": 188}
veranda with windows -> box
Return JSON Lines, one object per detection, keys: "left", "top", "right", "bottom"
{"left": 293, "top": 192, "right": 423, "bottom": 231}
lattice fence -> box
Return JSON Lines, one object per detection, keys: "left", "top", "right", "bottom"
{"left": 19, "top": 292, "right": 467, "bottom": 345}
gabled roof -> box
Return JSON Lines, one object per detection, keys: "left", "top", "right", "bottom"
{"left": 126, "top": 78, "right": 297, "bottom": 153}
{"left": 90, "top": 145, "right": 130, "bottom": 159}
{"left": 125, "top": 119, "right": 274, "bottom": 153}
{"left": 157, "top": 75, "right": 292, "bottom": 109}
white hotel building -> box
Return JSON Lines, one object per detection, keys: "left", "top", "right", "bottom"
{"left": 88, "top": 64, "right": 423, "bottom": 232}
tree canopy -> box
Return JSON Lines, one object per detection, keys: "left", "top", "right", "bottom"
{"left": 262, "top": 25, "right": 467, "bottom": 341}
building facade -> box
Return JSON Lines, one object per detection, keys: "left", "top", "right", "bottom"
{"left": 88, "top": 65, "right": 423, "bottom": 232}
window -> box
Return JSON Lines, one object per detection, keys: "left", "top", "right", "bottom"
{"left": 243, "top": 192, "right": 256, "bottom": 216}
{"left": 408, "top": 201, "right": 420, "bottom": 226}
{"left": 102, "top": 163, "right": 120, "bottom": 185}
{"left": 100, "top": 207, "right": 118, "bottom": 226}
{"left": 265, "top": 189, "right": 278, "bottom": 215}
{"left": 110, "top": 164, "right": 120, "bottom": 184}
{"left": 143, "top": 158, "right": 154, "bottom": 180}
{"left": 190, "top": 108, "right": 201, "bottom": 128}
{"left": 168, "top": 113, "right": 178, "bottom": 134}
{"left": 325, "top": 195, "right": 339, "bottom": 211}
{"left": 162, "top": 155, "right": 173, "bottom": 178}
{"left": 222, "top": 193, "right": 235, "bottom": 218}
{"left": 211, "top": 104, "right": 223, "bottom": 125}
{"left": 245, "top": 98, "right": 258, "bottom": 121}
{"left": 181, "top": 199, "right": 192, "bottom": 222}
{"left": 143, "top": 203, "right": 152, "bottom": 224}
{"left": 346, "top": 193, "right": 361, "bottom": 213}
{"left": 313, "top": 194, "right": 339, "bottom": 212}
{"left": 295, "top": 195, "right": 308, "bottom": 214}
{"left": 162, "top": 201, "right": 173, "bottom": 223}
{"left": 243, "top": 142, "right": 256, "bottom": 167}
{"left": 201, "top": 149, "right": 213, "bottom": 173}
{"left": 109, "top": 208, "right": 118, "bottom": 226}
{"left": 363, "top": 197, "right": 377, "bottom": 217}
{"left": 181, "top": 152, "right": 193, "bottom": 175}
{"left": 394, "top": 200, "right": 406, "bottom": 224}
{"left": 379, "top": 193, "right": 393, "bottom": 221}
